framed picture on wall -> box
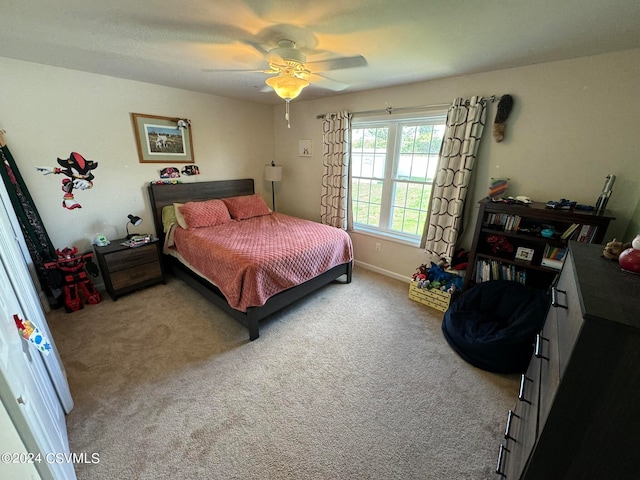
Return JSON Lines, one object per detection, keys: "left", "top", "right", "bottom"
{"left": 298, "top": 139, "right": 312, "bottom": 157}
{"left": 131, "top": 113, "right": 194, "bottom": 163}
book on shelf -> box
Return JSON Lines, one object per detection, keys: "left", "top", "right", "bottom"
{"left": 576, "top": 224, "right": 598, "bottom": 243}
{"left": 475, "top": 258, "right": 526, "bottom": 285}
{"left": 560, "top": 223, "right": 580, "bottom": 240}
{"left": 541, "top": 244, "right": 567, "bottom": 270}
{"left": 484, "top": 213, "right": 522, "bottom": 232}
{"left": 558, "top": 223, "right": 598, "bottom": 243}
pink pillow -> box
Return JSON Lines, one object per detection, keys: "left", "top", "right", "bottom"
{"left": 222, "top": 194, "right": 271, "bottom": 220}
{"left": 177, "top": 199, "right": 231, "bottom": 228}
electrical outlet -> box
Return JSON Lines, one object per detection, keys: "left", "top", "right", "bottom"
{"left": 375, "top": 242, "right": 381, "bottom": 252}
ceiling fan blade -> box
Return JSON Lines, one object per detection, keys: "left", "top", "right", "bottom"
{"left": 118, "top": 14, "right": 256, "bottom": 45}
{"left": 203, "top": 68, "right": 277, "bottom": 74}
{"left": 310, "top": 73, "right": 350, "bottom": 92}
{"left": 307, "top": 55, "right": 367, "bottom": 72}
{"left": 244, "top": 40, "right": 270, "bottom": 57}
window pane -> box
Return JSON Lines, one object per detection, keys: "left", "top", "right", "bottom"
{"left": 367, "top": 204, "right": 381, "bottom": 225}
{"left": 370, "top": 180, "right": 383, "bottom": 204}
{"left": 352, "top": 178, "right": 382, "bottom": 227}
{"left": 393, "top": 182, "right": 408, "bottom": 207}
{"left": 403, "top": 209, "right": 421, "bottom": 235}
{"left": 426, "top": 154, "right": 439, "bottom": 181}
{"left": 360, "top": 155, "right": 375, "bottom": 177}
{"left": 390, "top": 182, "right": 432, "bottom": 235}
{"left": 351, "top": 128, "right": 364, "bottom": 149}
{"left": 351, "top": 153, "right": 362, "bottom": 177}
{"left": 373, "top": 153, "right": 386, "bottom": 179}
{"left": 352, "top": 127, "right": 388, "bottom": 180}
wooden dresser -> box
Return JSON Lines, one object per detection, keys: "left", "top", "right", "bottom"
{"left": 496, "top": 241, "right": 640, "bottom": 479}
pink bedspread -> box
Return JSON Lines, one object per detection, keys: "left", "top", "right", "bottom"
{"left": 170, "top": 213, "right": 353, "bottom": 312}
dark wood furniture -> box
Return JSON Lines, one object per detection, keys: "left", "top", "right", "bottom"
{"left": 495, "top": 241, "right": 640, "bottom": 479}
{"left": 147, "top": 179, "right": 352, "bottom": 341}
{"left": 464, "top": 199, "right": 614, "bottom": 291}
{"left": 94, "top": 238, "right": 165, "bottom": 300}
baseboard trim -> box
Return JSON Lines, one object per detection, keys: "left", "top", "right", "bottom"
{"left": 354, "top": 260, "right": 412, "bottom": 283}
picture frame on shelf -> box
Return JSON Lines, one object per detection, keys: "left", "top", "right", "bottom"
{"left": 131, "top": 113, "right": 194, "bottom": 164}
{"left": 515, "top": 246, "right": 535, "bottom": 263}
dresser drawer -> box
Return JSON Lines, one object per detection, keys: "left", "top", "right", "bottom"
{"left": 502, "top": 356, "right": 540, "bottom": 478}
{"left": 104, "top": 243, "right": 159, "bottom": 272}
{"left": 552, "top": 252, "right": 584, "bottom": 378}
{"left": 537, "top": 311, "right": 560, "bottom": 432}
{"left": 110, "top": 261, "right": 162, "bottom": 290}
{"left": 495, "top": 437, "right": 515, "bottom": 479}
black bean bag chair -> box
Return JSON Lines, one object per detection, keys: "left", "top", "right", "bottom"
{"left": 441, "top": 280, "right": 550, "bottom": 373}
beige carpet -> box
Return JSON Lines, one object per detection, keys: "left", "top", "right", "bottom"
{"left": 47, "top": 267, "right": 518, "bottom": 480}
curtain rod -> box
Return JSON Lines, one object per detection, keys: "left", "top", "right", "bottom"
{"left": 316, "top": 95, "right": 502, "bottom": 119}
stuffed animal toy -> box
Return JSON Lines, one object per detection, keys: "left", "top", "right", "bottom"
{"left": 493, "top": 94, "right": 514, "bottom": 142}
{"left": 427, "top": 261, "right": 450, "bottom": 283}
{"left": 437, "top": 257, "right": 450, "bottom": 269}
{"left": 603, "top": 238, "right": 631, "bottom": 260}
{"left": 412, "top": 263, "right": 429, "bottom": 281}
{"left": 485, "top": 235, "right": 514, "bottom": 254}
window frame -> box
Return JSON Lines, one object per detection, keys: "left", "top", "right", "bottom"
{"left": 350, "top": 111, "right": 447, "bottom": 246}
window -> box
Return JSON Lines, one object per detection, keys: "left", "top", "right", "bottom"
{"left": 351, "top": 113, "right": 446, "bottom": 245}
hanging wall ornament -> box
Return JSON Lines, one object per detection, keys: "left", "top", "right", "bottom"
{"left": 36, "top": 152, "right": 98, "bottom": 209}
{"left": 181, "top": 165, "right": 200, "bottom": 176}
{"left": 493, "top": 94, "right": 514, "bottom": 142}
{"left": 160, "top": 167, "right": 181, "bottom": 178}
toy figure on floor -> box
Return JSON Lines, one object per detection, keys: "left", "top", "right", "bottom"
{"left": 36, "top": 152, "right": 99, "bottom": 209}
{"left": 44, "top": 247, "right": 102, "bottom": 312}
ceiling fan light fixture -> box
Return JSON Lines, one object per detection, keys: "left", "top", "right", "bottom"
{"left": 265, "top": 74, "right": 309, "bottom": 101}
{"left": 266, "top": 74, "right": 309, "bottom": 129}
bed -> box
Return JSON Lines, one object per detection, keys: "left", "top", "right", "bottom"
{"left": 148, "top": 179, "right": 353, "bottom": 340}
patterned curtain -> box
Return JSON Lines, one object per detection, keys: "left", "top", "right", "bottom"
{"left": 0, "top": 132, "right": 57, "bottom": 294}
{"left": 423, "top": 97, "right": 486, "bottom": 260}
{"left": 321, "top": 112, "right": 351, "bottom": 229}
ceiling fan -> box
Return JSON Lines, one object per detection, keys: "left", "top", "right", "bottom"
{"left": 204, "top": 30, "right": 367, "bottom": 127}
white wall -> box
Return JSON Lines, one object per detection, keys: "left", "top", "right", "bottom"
{"left": 0, "top": 57, "right": 275, "bottom": 253}
{"left": 273, "top": 48, "right": 640, "bottom": 280}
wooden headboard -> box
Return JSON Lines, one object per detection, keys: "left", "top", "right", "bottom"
{"left": 148, "top": 179, "right": 255, "bottom": 242}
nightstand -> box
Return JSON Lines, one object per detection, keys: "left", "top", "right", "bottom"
{"left": 94, "top": 238, "right": 165, "bottom": 300}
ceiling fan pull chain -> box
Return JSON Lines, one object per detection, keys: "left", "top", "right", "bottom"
{"left": 285, "top": 99, "right": 291, "bottom": 128}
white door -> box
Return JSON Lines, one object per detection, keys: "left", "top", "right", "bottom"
{"left": 0, "top": 175, "right": 73, "bottom": 414}
{"left": 0, "top": 183, "right": 76, "bottom": 480}
{"left": 0, "top": 253, "right": 76, "bottom": 480}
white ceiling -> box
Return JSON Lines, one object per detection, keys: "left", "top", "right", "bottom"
{"left": 2, "top": 0, "right": 640, "bottom": 105}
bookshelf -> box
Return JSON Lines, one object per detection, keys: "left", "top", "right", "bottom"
{"left": 463, "top": 199, "right": 615, "bottom": 291}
